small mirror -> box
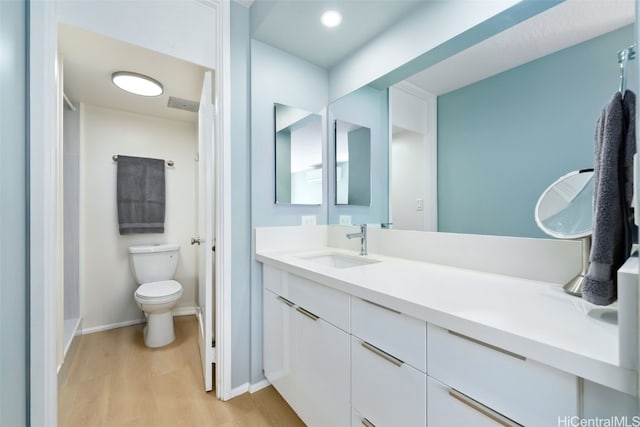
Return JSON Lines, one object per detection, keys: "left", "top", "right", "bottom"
{"left": 274, "top": 103, "right": 323, "bottom": 205}
{"left": 535, "top": 169, "right": 594, "bottom": 296}
{"left": 335, "top": 120, "right": 371, "bottom": 206}
{"left": 535, "top": 169, "right": 594, "bottom": 239}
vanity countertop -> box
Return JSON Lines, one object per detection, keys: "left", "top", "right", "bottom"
{"left": 256, "top": 247, "right": 637, "bottom": 396}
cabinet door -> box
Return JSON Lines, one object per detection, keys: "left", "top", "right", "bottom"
{"left": 352, "top": 336, "right": 426, "bottom": 427}
{"left": 263, "top": 289, "right": 297, "bottom": 407}
{"left": 295, "top": 305, "right": 350, "bottom": 427}
{"left": 428, "top": 377, "right": 519, "bottom": 427}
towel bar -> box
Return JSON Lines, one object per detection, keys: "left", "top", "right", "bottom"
{"left": 112, "top": 155, "right": 174, "bottom": 167}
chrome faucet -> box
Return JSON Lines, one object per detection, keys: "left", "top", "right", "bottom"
{"left": 346, "top": 224, "right": 368, "bottom": 256}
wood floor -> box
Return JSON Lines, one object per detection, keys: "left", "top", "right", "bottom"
{"left": 58, "top": 316, "right": 305, "bottom": 427}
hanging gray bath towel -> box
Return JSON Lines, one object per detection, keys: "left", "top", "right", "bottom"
{"left": 583, "top": 90, "right": 636, "bottom": 305}
{"left": 117, "top": 155, "right": 166, "bottom": 234}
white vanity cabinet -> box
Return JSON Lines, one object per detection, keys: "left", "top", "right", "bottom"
{"left": 427, "top": 324, "right": 579, "bottom": 426}
{"left": 350, "top": 297, "right": 427, "bottom": 427}
{"left": 262, "top": 265, "right": 351, "bottom": 427}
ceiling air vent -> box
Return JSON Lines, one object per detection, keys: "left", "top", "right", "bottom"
{"left": 167, "top": 96, "right": 199, "bottom": 112}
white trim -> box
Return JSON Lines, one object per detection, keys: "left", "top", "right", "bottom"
{"left": 424, "top": 91, "right": 438, "bottom": 232}
{"left": 214, "top": 0, "right": 233, "bottom": 402}
{"left": 230, "top": 382, "right": 250, "bottom": 398}
{"left": 173, "top": 305, "right": 197, "bottom": 316}
{"left": 81, "top": 319, "right": 145, "bottom": 335}
{"left": 29, "top": 2, "right": 59, "bottom": 425}
{"left": 249, "top": 379, "right": 271, "bottom": 393}
{"left": 392, "top": 80, "right": 433, "bottom": 101}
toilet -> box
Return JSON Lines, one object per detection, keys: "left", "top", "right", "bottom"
{"left": 128, "top": 243, "right": 184, "bottom": 348}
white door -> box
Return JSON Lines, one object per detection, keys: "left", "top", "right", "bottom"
{"left": 197, "top": 70, "right": 215, "bottom": 391}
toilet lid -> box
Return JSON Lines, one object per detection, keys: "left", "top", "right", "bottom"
{"left": 135, "top": 280, "right": 183, "bottom": 300}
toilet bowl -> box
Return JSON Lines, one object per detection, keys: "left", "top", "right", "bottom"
{"left": 128, "top": 244, "right": 183, "bottom": 348}
{"left": 134, "top": 280, "right": 183, "bottom": 348}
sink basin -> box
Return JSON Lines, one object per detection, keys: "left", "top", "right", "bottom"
{"left": 300, "top": 253, "right": 380, "bottom": 269}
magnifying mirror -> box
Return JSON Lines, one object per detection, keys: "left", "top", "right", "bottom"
{"left": 535, "top": 169, "right": 594, "bottom": 296}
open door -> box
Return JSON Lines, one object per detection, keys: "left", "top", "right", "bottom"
{"left": 196, "top": 70, "right": 215, "bottom": 391}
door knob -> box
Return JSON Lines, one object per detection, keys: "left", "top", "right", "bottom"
{"left": 191, "top": 237, "right": 202, "bottom": 245}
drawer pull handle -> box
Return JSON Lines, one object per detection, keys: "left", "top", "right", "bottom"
{"left": 447, "top": 330, "right": 525, "bottom": 361}
{"left": 362, "top": 298, "right": 401, "bottom": 315}
{"left": 361, "top": 417, "right": 375, "bottom": 427}
{"left": 296, "top": 306, "right": 319, "bottom": 321}
{"left": 448, "top": 389, "right": 522, "bottom": 427}
{"left": 361, "top": 341, "right": 404, "bottom": 367}
{"left": 276, "top": 296, "right": 294, "bottom": 307}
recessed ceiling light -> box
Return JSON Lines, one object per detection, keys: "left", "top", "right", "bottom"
{"left": 111, "top": 71, "right": 163, "bottom": 97}
{"left": 321, "top": 10, "right": 342, "bottom": 28}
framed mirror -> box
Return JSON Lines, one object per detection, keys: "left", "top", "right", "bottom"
{"left": 335, "top": 119, "right": 371, "bottom": 206}
{"left": 274, "top": 103, "right": 323, "bottom": 205}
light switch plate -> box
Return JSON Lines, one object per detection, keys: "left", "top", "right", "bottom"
{"left": 416, "top": 198, "right": 424, "bottom": 212}
{"left": 339, "top": 215, "right": 352, "bottom": 225}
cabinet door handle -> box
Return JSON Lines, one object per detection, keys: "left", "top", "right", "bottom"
{"left": 296, "top": 306, "right": 319, "bottom": 321}
{"left": 447, "top": 330, "right": 525, "bottom": 361}
{"left": 361, "top": 298, "right": 401, "bottom": 315}
{"left": 361, "top": 341, "right": 403, "bottom": 367}
{"left": 448, "top": 389, "right": 522, "bottom": 427}
{"left": 276, "top": 296, "right": 294, "bottom": 307}
{"left": 361, "top": 417, "right": 375, "bottom": 427}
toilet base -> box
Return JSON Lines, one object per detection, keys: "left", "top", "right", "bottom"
{"left": 143, "top": 311, "right": 176, "bottom": 348}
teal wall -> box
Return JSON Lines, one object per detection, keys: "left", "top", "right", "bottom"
{"left": 250, "top": 39, "right": 329, "bottom": 384}
{"left": 438, "top": 25, "right": 637, "bottom": 238}
{"left": 347, "top": 127, "right": 372, "bottom": 205}
{"left": 0, "top": 0, "right": 28, "bottom": 424}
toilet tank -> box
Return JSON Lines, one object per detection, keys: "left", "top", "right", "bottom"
{"left": 128, "top": 243, "right": 180, "bottom": 284}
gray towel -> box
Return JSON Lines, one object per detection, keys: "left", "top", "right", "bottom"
{"left": 117, "top": 155, "right": 165, "bottom": 234}
{"left": 583, "top": 91, "right": 636, "bottom": 305}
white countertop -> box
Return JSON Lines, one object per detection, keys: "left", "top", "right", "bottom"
{"left": 256, "top": 247, "right": 638, "bottom": 396}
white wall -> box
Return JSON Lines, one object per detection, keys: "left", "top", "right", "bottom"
{"left": 392, "top": 129, "right": 426, "bottom": 231}
{"left": 80, "top": 104, "right": 197, "bottom": 331}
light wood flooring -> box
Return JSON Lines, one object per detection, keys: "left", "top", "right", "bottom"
{"left": 58, "top": 316, "right": 305, "bottom": 427}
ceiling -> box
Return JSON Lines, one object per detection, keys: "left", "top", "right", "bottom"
{"left": 404, "top": 0, "right": 636, "bottom": 95}
{"left": 250, "top": 0, "right": 425, "bottom": 69}
{"left": 60, "top": 0, "right": 635, "bottom": 123}
{"left": 59, "top": 24, "right": 207, "bottom": 123}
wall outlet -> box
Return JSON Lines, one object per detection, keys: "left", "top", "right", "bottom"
{"left": 339, "top": 215, "right": 352, "bottom": 225}
{"left": 301, "top": 215, "right": 317, "bottom": 226}
{"left": 416, "top": 198, "right": 424, "bottom": 212}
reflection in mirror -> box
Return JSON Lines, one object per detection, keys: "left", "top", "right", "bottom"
{"left": 535, "top": 169, "right": 594, "bottom": 296}
{"left": 535, "top": 169, "right": 594, "bottom": 239}
{"left": 274, "top": 103, "right": 323, "bottom": 205}
{"left": 335, "top": 120, "right": 371, "bottom": 206}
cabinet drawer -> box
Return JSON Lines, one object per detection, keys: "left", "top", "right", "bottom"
{"left": 263, "top": 264, "right": 284, "bottom": 295}
{"left": 352, "top": 336, "right": 426, "bottom": 427}
{"left": 427, "top": 324, "right": 578, "bottom": 426}
{"left": 352, "top": 297, "right": 426, "bottom": 372}
{"left": 288, "top": 273, "right": 350, "bottom": 331}
{"left": 428, "top": 376, "right": 519, "bottom": 427}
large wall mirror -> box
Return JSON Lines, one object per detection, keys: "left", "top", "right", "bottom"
{"left": 326, "top": 2, "right": 635, "bottom": 239}
{"left": 335, "top": 120, "right": 371, "bottom": 206}
{"left": 274, "top": 103, "right": 323, "bottom": 205}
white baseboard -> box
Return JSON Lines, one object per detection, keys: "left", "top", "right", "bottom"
{"left": 249, "top": 379, "right": 270, "bottom": 393}
{"left": 82, "top": 318, "right": 145, "bottom": 335}
{"left": 230, "top": 382, "right": 250, "bottom": 399}
{"left": 230, "top": 379, "right": 271, "bottom": 398}
{"left": 173, "top": 305, "right": 197, "bottom": 316}
{"left": 81, "top": 306, "right": 197, "bottom": 335}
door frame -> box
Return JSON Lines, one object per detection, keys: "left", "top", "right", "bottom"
{"left": 28, "top": 0, "right": 233, "bottom": 423}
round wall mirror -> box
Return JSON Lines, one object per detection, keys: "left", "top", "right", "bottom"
{"left": 535, "top": 169, "right": 594, "bottom": 296}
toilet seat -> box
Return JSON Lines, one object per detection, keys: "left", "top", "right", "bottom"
{"left": 135, "top": 280, "right": 183, "bottom": 304}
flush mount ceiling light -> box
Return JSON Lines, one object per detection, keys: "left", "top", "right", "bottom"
{"left": 111, "top": 71, "right": 164, "bottom": 97}
{"left": 321, "top": 10, "right": 342, "bottom": 28}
